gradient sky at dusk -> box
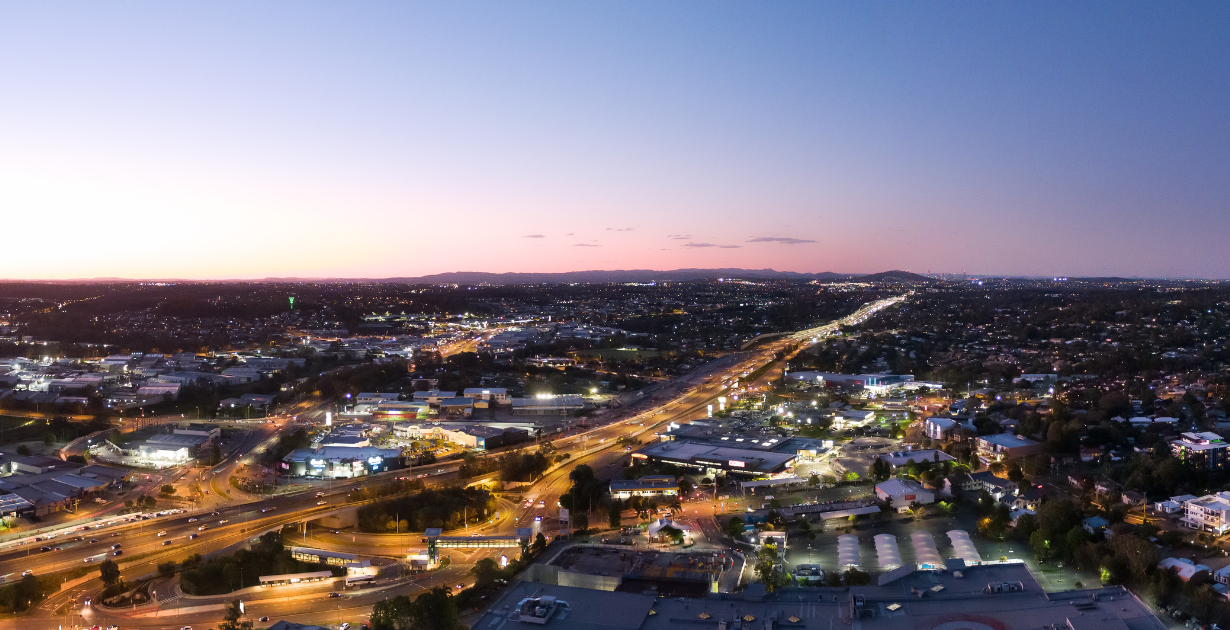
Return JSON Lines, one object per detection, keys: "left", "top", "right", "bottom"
{"left": 2, "top": 2, "right": 1228, "bottom": 279}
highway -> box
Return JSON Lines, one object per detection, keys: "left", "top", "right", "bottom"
{"left": 1, "top": 295, "right": 905, "bottom": 629}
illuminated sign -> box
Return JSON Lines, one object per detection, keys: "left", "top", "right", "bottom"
{"left": 367, "top": 456, "right": 384, "bottom": 465}
{"left": 631, "top": 453, "right": 648, "bottom": 460}
{"left": 309, "top": 459, "right": 325, "bottom": 468}
{"left": 904, "top": 494, "right": 915, "bottom": 501}
{"left": 727, "top": 460, "right": 746, "bottom": 468}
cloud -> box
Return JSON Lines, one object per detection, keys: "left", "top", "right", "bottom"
{"left": 683, "top": 242, "right": 741, "bottom": 249}
{"left": 574, "top": 243, "right": 600, "bottom": 247}
{"left": 666, "top": 234, "right": 691, "bottom": 240}
{"left": 606, "top": 227, "right": 635, "bottom": 232}
{"left": 746, "top": 236, "right": 817, "bottom": 245}
{"left": 564, "top": 232, "right": 574, "bottom": 236}
{"left": 523, "top": 234, "right": 545, "bottom": 239}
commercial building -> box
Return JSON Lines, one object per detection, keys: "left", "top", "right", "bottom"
{"left": 132, "top": 433, "right": 210, "bottom": 463}
{"left": 391, "top": 423, "right": 529, "bottom": 450}
{"left": 975, "top": 434, "right": 1044, "bottom": 464}
{"left": 874, "top": 478, "right": 934, "bottom": 508}
{"left": 372, "top": 401, "right": 433, "bottom": 422}
{"left": 438, "top": 397, "right": 474, "bottom": 417}
{"left": 0, "top": 463, "right": 128, "bottom": 517}
{"left": 512, "top": 394, "right": 585, "bottom": 416}
{"left": 475, "top": 563, "right": 1165, "bottom": 630}
{"left": 631, "top": 440, "right": 795, "bottom": 477}
{"left": 609, "top": 475, "right": 679, "bottom": 500}
{"left": 463, "top": 388, "right": 509, "bottom": 406}
{"left": 413, "top": 390, "right": 457, "bottom": 405}
{"left": 1170, "top": 432, "right": 1230, "bottom": 470}
{"left": 356, "top": 392, "right": 401, "bottom": 405}
{"left": 878, "top": 449, "right": 955, "bottom": 471}
{"left": 282, "top": 446, "right": 401, "bottom": 478}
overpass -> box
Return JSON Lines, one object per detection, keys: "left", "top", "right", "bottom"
{"left": 424, "top": 527, "right": 534, "bottom": 561}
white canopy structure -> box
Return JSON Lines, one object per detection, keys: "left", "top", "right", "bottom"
{"left": 947, "top": 530, "right": 982, "bottom": 565}
{"left": 838, "top": 534, "right": 861, "bottom": 568}
{"left": 874, "top": 534, "right": 902, "bottom": 570}
{"left": 910, "top": 531, "right": 943, "bottom": 569}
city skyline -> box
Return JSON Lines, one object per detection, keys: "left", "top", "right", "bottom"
{"left": 2, "top": 2, "right": 1228, "bottom": 279}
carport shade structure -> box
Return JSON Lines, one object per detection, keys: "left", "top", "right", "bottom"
{"left": 910, "top": 531, "right": 943, "bottom": 569}
{"left": 946, "top": 530, "right": 982, "bottom": 565}
{"left": 838, "top": 534, "right": 861, "bottom": 568}
{"left": 874, "top": 534, "right": 902, "bottom": 571}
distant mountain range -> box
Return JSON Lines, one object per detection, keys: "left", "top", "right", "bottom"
{"left": 382, "top": 268, "right": 933, "bottom": 284}
{"left": 383, "top": 268, "right": 850, "bottom": 284}
{"left": 0, "top": 269, "right": 936, "bottom": 285}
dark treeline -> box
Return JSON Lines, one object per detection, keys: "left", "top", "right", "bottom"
{"left": 357, "top": 487, "right": 496, "bottom": 533}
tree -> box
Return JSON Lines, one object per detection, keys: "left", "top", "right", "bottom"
{"left": 409, "top": 585, "right": 462, "bottom": 630}
{"left": 472, "top": 558, "right": 500, "bottom": 587}
{"left": 1006, "top": 460, "right": 1024, "bottom": 484}
{"left": 532, "top": 532, "right": 547, "bottom": 553}
{"left": 99, "top": 559, "right": 121, "bottom": 588}
{"left": 371, "top": 594, "right": 416, "bottom": 630}
{"left": 219, "top": 598, "right": 254, "bottom": 630}
{"left": 754, "top": 543, "right": 785, "bottom": 591}
{"left": 158, "top": 561, "right": 176, "bottom": 577}
{"left": 160, "top": 484, "right": 176, "bottom": 496}
{"left": 15, "top": 445, "right": 30, "bottom": 456}
{"left": 724, "top": 517, "right": 745, "bottom": 539}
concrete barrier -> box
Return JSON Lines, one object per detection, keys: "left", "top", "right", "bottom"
{"left": 60, "top": 573, "right": 95, "bottom": 592}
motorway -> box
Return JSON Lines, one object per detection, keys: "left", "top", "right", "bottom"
{"left": 2, "top": 295, "right": 905, "bottom": 629}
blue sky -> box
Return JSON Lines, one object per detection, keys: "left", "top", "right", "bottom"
{"left": 1, "top": 2, "right": 1226, "bottom": 278}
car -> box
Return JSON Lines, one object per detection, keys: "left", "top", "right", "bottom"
{"left": 111, "top": 544, "right": 122, "bottom": 550}
{"left": 258, "top": 617, "right": 269, "bottom": 623}
{"left": 84, "top": 557, "right": 95, "bottom": 563}
{"left": 180, "top": 626, "right": 193, "bottom": 630}
{"left": 188, "top": 517, "right": 198, "bottom": 523}
{"left": 21, "top": 570, "right": 32, "bottom": 577}
{"left": 317, "top": 501, "right": 326, "bottom": 506}
{"left": 189, "top": 533, "right": 199, "bottom": 539}
{"left": 89, "top": 539, "right": 98, "bottom": 544}
{"left": 106, "top": 626, "right": 118, "bottom": 630}
{"left": 218, "top": 519, "right": 228, "bottom": 524}
{"left": 84, "top": 596, "right": 91, "bottom": 606}
{"left": 330, "top": 529, "right": 339, "bottom": 534}
{"left": 162, "top": 540, "right": 172, "bottom": 546}
{"left": 198, "top": 525, "right": 208, "bottom": 531}
{"left": 212, "top": 511, "right": 220, "bottom": 516}
{"left": 261, "top": 507, "right": 275, "bottom": 513}
{"left": 328, "top": 592, "right": 343, "bottom": 598}
{"left": 54, "top": 547, "right": 62, "bottom": 551}
{"left": 111, "top": 532, "right": 121, "bottom": 537}
{"left": 455, "top": 583, "right": 465, "bottom": 589}
{"left": 39, "top": 546, "right": 51, "bottom": 552}
{"left": 537, "top": 500, "right": 545, "bottom": 508}
{"left": 157, "top": 531, "right": 167, "bottom": 537}
{"left": 112, "top": 550, "right": 123, "bottom": 557}
{"left": 534, "top": 516, "right": 542, "bottom": 522}
{"left": 339, "top": 624, "right": 350, "bottom": 630}
{"left": 316, "top": 492, "right": 325, "bottom": 497}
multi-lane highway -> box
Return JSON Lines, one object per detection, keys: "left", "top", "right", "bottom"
{"left": 3, "top": 295, "right": 905, "bottom": 629}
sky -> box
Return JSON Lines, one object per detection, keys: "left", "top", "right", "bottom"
{"left": 1, "top": 2, "right": 1228, "bottom": 280}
